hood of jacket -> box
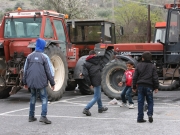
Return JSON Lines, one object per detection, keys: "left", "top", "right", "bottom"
{"left": 86, "top": 55, "right": 100, "bottom": 65}
{"left": 35, "top": 38, "right": 46, "bottom": 52}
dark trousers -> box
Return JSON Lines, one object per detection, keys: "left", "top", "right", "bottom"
{"left": 121, "top": 86, "right": 134, "bottom": 104}
{"left": 137, "top": 86, "right": 154, "bottom": 121}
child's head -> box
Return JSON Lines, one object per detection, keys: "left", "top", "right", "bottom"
{"left": 126, "top": 61, "right": 134, "bottom": 70}
{"left": 89, "top": 50, "right": 96, "bottom": 55}
{"left": 142, "top": 51, "right": 152, "bottom": 61}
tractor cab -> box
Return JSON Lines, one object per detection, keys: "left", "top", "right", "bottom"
{"left": 66, "top": 20, "right": 115, "bottom": 56}
{"left": 154, "top": 22, "right": 166, "bottom": 43}
{"left": 164, "top": 3, "right": 180, "bottom": 64}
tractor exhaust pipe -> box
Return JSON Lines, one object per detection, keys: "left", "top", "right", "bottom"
{"left": 147, "top": 4, "right": 151, "bottom": 43}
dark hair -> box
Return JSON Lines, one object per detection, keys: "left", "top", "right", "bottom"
{"left": 126, "top": 61, "right": 134, "bottom": 66}
{"left": 89, "top": 50, "right": 96, "bottom": 55}
{"left": 142, "top": 51, "right": 152, "bottom": 61}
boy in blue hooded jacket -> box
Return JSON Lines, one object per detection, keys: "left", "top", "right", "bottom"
{"left": 23, "top": 38, "right": 55, "bottom": 124}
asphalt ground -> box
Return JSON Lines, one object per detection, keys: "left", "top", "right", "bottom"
{"left": 0, "top": 89, "right": 180, "bottom": 135}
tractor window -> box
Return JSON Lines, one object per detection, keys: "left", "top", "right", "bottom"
{"left": 4, "top": 18, "right": 41, "bottom": 38}
{"left": 104, "top": 23, "right": 112, "bottom": 43}
{"left": 168, "top": 11, "right": 179, "bottom": 43}
{"left": 68, "top": 22, "right": 102, "bottom": 43}
{"left": 53, "top": 20, "right": 66, "bottom": 42}
{"left": 44, "top": 18, "right": 54, "bottom": 38}
{"left": 154, "top": 28, "right": 166, "bottom": 43}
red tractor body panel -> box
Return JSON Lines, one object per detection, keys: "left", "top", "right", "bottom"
{"left": 114, "top": 43, "right": 163, "bottom": 52}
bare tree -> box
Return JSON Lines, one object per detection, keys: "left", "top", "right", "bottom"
{"left": 31, "top": 0, "right": 97, "bottom": 19}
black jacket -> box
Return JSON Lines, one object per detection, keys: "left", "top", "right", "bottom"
{"left": 132, "top": 61, "right": 159, "bottom": 90}
{"left": 83, "top": 55, "right": 102, "bottom": 87}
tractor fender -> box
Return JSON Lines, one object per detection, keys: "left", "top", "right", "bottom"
{"left": 94, "top": 43, "right": 106, "bottom": 56}
{"left": 73, "top": 55, "right": 88, "bottom": 79}
{"left": 115, "top": 55, "right": 138, "bottom": 67}
{"left": 28, "top": 40, "right": 64, "bottom": 48}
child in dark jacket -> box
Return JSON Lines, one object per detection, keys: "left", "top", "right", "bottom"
{"left": 132, "top": 51, "right": 159, "bottom": 123}
{"left": 118, "top": 61, "right": 135, "bottom": 109}
{"left": 80, "top": 50, "right": 108, "bottom": 116}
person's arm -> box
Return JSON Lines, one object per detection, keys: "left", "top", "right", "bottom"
{"left": 82, "top": 63, "right": 91, "bottom": 86}
{"left": 132, "top": 66, "right": 139, "bottom": 90}
{"left": 23, "top": 57, "right": 29, "bottom": 86}
{"left": 43, "top": 54, "right": 55, "bottom": 89}
{"left": 118, "top": 73, "right": 126, "bottom": 86}
{"left": 152, "top": 65, "right": 159, "bottom": 93}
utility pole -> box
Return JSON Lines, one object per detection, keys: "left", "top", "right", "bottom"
{"left": 112, "top": 0, "right": 115, "bottom": 22}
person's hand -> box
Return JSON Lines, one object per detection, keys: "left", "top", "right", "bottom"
{"left": 79, "top": 73, "right": 83, "bottom": 78}
{"left": 132, "top": 89, "right": 136, "bottom": 93}
{"left": 118, "top": 82, "right": 123, "bottom": 87}
{"left": 154, "top": 89, "right": 158, "bottom": 93}
{"left": 51, "top": 85, "right": 55, "bottom": 91}
{"left": 24, "top": 85, "right": 28, "bottom": 89}
{"left": 90, "top": 85, "right": 93, "bottom": 89}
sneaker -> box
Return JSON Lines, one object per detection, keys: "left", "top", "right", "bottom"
{"left": 148, "top": 116, "right": 153, "bottom": 123}
{"left": 119, "top": 102, "right": 127, "bottom": 107}
{"left": 83, "top": 108, "right": 91, "bottom": 116}
{"left": 39, "top": 116, "right": 52, "bottom": 124}
{"left": 129, "top": 104, "right": 135, "bottom": 109}
{"left": 137, "top": 119, "right": 146, "bottom": 123}
{"left": 98, "top": 106, "right": 108, "bottom": 113}
{"left": 29, "top": 116, "right": 37, "bottom": 122}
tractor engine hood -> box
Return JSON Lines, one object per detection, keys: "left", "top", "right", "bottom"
{"left": 114, "top": 43, "right": 163, "bottom": 53}
{"left": 8, "top": 41, "right": 32, "bottom": 57}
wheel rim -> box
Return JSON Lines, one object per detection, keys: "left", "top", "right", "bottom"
{"left": 159, "top": 79, "right": 177, "bottom": 86}
{"left": 106, "top": 66, "right": 126, "bottom": 93}
{"left": 51, "top": 55, "right": 65, "bottom": 92}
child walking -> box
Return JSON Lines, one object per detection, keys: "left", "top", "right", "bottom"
{"left": 118, "top": 61, "right": 135, "bottom": 109}
{"left": 132, "top": 51, "right": 158, "bottom": 123}
{"left": 81, "top": 50, "right": 108, "bottom": 116}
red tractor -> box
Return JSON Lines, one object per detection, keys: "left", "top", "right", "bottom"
{"left": 95, "top": 2, "right": 180, "bottom": 99}
{"left": 0, "top": 9, "right": 115, "bottom": 100}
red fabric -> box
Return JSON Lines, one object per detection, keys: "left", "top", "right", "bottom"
{"left": 125, "top": 69, "right": 134, "bottom": 86}
{"left": 86, "top": 55, "right": 95, "bottom": 60}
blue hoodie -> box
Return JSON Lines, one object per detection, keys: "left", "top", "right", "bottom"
{"left": 23, "top": 38, "right": 55, "bottom": 89}
{"left": 35, "top": 38, "right": 46, "bottom": 52}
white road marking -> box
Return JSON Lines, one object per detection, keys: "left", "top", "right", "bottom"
{"left": 0, "top": 96, "right": 88, "bottom": 115}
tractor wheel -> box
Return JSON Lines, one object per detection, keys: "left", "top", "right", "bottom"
{"left": 100, "top": 50, "right": 114, "bottom": 67}
{"left": 159, "top": 79, "right": 179, "bottom": 91}
{"left": 76, "top": 79, "right": 93, "bottom": 95}
{"left": 44, "top": 45, "right": 68, "bottom": 101}
{"left": 77, "top": 50, "right": 114, "bottom": 95}
{"left": 0, "top": 77, "right": 11, "bottom": 99}
{"left": 66, "top": 80, "right": 77, "bottom": 91}
{"left": 101, "top": 59, "right": 126, "bottom": 99}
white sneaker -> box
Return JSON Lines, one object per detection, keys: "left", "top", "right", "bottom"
{"left": 129, "top": 104, "right": 135, "bottom": 109}
{"left": 120, "top": 102, "right": 127, "bottom": 107}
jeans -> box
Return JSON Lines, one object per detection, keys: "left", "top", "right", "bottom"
{"left": 121, "top": 86, "right": 134, "bottom": 104}
{"left": 85, "top": 86, "right": 103, "bottom": 110}
{"left": 29, "top": 87, "right": 48, "bottom": 117}
{"left": 137, "top": 86, "right": 154, "bottom": 121}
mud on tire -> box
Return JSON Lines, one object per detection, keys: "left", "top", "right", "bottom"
{"left": 44, "top": 45, "right": 68, "bottom": 101}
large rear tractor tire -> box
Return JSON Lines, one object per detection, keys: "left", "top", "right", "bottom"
{"left": 159, "top": 79, "right": 179, "bottom": 91}
{"left": 101, "top": 59, "right": 126, "bottom": 99}
{"left": 44, "top": 45, "right": 68, "bottom": 101}
{"left": 0, "top": 58, "right": 12, "bottom": 99}
{"left": 77, "top": 50, "right": 114, "bottom": 95}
